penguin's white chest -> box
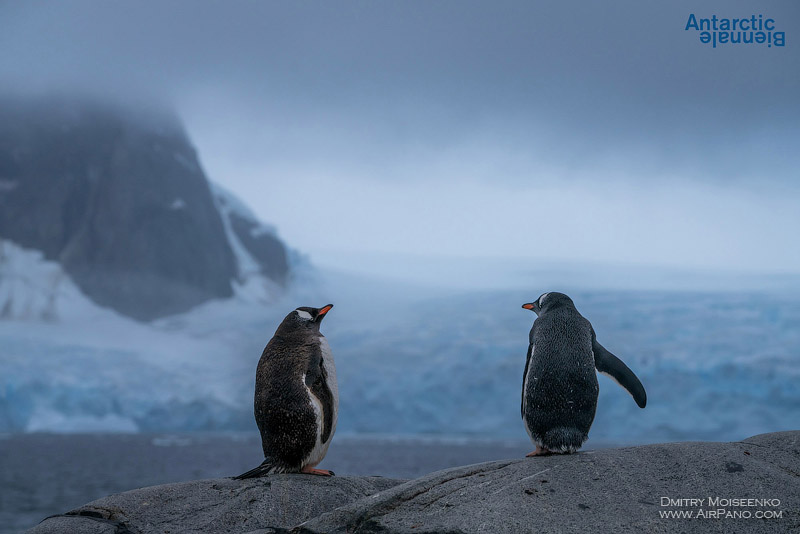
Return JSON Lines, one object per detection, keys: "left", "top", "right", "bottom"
{"left": 303, "top": 336, "right": 338, "bottom": 468}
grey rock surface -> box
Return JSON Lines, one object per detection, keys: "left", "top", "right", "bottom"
{"left": 298, "top": 431, "right": 800, "bottom": 534}
{"left": 28, "top": 475, "right": 404, "bottom": 534}
{"left": 26, "top": 515, "right": 118, "bottom": 534}
{"left": 25, "top": 432, "right": 800, "bottom": 533}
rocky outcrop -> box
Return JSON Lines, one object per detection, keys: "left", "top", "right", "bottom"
{"left": 28, "top": 475, "right": 405, "bottom": 534}
{"left": 0, "top": 96, "right": 290, "bottom": 321}
{"left": 212, "top": 185, "right": 290, "bottom": 286}
{"left": 300, "top": 431, "right": 800, "bottom": 533}
{"left": 28, "top": 432, "right": 800, "bottom": 534}
{"left": 228, "top": 211, "right": 289, "bottom": 284}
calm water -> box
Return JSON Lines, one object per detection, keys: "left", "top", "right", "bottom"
{"left": 0, "top": 432, "right": 539, "bottom": 534}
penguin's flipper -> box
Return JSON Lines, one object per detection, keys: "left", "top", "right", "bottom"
{"left": 521, "top": 321, "right": 538, "bottom": 418}
{"left": 305, "top": 346, "right": 335, "bottom": 443}
{"left": 233, "top": 458, "right": 280, "bottom": 479}
{"left": 521, "top": 342, "right": 533, "bottom": 418}
{"left": 591, "top": 331, "right": 647, "bottom": 408}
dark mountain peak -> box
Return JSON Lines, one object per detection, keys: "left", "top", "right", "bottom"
{"left": 0, "top": 95, "right": 290, "bottom": 321}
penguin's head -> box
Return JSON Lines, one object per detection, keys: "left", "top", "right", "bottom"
{"left": 275, "top": 304, "right": 334, "bottom": 336}
{"left": 522, "top": 292, "right": 573, "bottom": 316}
{"left": 291, "top": 304, "right": 334, "bottom": 328}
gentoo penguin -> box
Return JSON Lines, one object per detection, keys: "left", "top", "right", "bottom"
{"left": 520, "top": 292, "right": 646, "bottom": 456}
{"left": 234, "top": 304, "right": 338, "bottom": 478}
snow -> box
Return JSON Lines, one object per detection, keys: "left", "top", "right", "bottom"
{"left": 26, "top": 411, "right": 139, "bottom": 433}
{"left": 210, "top": 182, "right": 286, "bottom": 303}
{"left": 0, "top": 241, "right": 103, "bottom": 322}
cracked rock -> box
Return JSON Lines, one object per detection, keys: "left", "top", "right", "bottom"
{"left": 28, "top": 476, "right": 403, "bottom": 534}
{"left": 27, "top": 432, "right": 800, "bottom": 534}
{"left": 296, "top": 431, "right": 800, "bottom": 534}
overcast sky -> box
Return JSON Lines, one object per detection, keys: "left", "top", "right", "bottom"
{"left": 1, "top": 1, "right": 798, "bottom": 280}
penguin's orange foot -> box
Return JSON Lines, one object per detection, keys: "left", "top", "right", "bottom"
{"left": 526, "top": 445, "right": 553, "bottom": 457}
{"left": 301, "top": 466, "right": 335, "bottom": 476}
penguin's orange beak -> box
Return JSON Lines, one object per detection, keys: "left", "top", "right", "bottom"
{"left": 315, "top": 304, "right": 333, "bottom": 324}
{"left": 522, "top": 303, "right": 535, "bottom": 310}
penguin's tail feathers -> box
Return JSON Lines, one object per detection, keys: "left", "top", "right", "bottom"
{"left": 233, "top": 458, "right": 283, "bottom": 479}
{"left": 542, "top": 427, "right": 587, "bottom": 454}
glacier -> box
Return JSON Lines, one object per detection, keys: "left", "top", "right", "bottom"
{"left": 1, "top": 197, "right": 798, "bottom": 442}
{"left": 1, "top": 241, "right": 798, "bottom": 443}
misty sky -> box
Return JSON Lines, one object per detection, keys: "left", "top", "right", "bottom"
{"left": 1, "top": 1, "right": 799, "bottom": 279}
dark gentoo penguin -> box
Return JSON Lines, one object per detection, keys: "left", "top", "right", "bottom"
{"left": 234, "top": 304, "right": 338, "bottom": 478}
{"left": 520, "top": 292, "right": 646, "bottom": 456}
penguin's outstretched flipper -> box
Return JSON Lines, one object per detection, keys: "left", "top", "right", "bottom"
{"left": 591, "top": 331, "right": 647, "bottom": 408}
{"left": 233, "top": 458, "right": 281, "bottom": 479}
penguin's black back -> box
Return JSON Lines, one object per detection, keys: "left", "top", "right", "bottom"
{"left": 254, "top": 334, "right": 318, "bottom": 469}
{"left": 523, "top": 305, "right": 599, "bottom": 448}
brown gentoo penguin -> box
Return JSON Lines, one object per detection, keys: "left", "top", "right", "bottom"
{"left": 234, "top": 304, "right": 338, "bottom": 478}
{"left": 520, "top": 292, "right": 646, "bottom": 456}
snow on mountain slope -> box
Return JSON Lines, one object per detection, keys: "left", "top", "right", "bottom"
{"left": 0, "top": 241, "right": 99, "bottom": 323}
{"left": 0, "top": 253, "right": 320, "bottom": 434}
